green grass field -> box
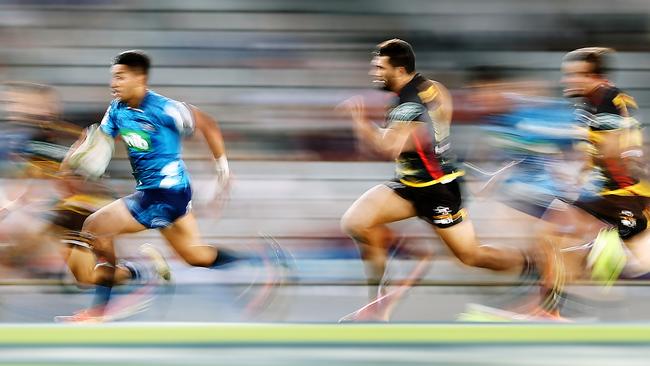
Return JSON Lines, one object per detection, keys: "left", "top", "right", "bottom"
{"left": 1, "top": 322, "right": 650, "bottom": 345}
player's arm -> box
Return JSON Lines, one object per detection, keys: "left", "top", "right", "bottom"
{"left": 61, "top": 104, "right": 117, "bottom": 179}
{"left": 589, "top": 89, "right": 645, "bottom": 181}
{"left": 593, "top": 124, "right": 644, "bottom": 180}
{"left": 341, "top": 96, "right": 420, "bottom": 158}
{"left": 190, "top": 106, "right": 229, "bottom": 186}
{"left": 59, "top": 128, "right": 87, "bottom": 172}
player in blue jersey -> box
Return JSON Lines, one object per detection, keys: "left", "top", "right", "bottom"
{"left": 60, "top": 51, "right": 266, "bottom": 321}
{"left": 458, "top": 70, "right": 587, "bottom": 320}
{"left": 464, "top": 67, "right": 583, "bottom": 219}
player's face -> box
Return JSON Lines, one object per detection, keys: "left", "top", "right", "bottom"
{"left": 369, "top": 56, "right": 399, "bottom": 91}
{"left": 561, "top": 61, "right": 597, "bottom": 98}
{"left": 4, "top": 90, "right": 58, "bottom": 122}
{"left": 110, "top": 64, "right": 145, "bottom": 102}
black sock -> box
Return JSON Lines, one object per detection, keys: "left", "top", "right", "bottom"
{"left": 211, "top": 248, "right": 245, "bottom": 268}
{"left": 519, "top": 250, "right": 539, "bottom": 279}
{"left": 92, "top": 285, "right": 112, "bottom": 310}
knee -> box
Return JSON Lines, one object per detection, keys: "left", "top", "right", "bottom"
{"left": 73, "top": 272, "right": 95, "bottom": 286}
{"left": 82, "top": 211, "right": 104, "bottom": 234}
{"left": 340, "top": 213, "right": 369, "bottom": 241}
{"left": 81, "top": 212, "right": 115, "bottom": 248}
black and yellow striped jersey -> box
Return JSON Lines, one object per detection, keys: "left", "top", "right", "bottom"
{"left": 387, "top": 74, "right": 462, "bottom": 187}
{"left": 577, "top": 83, "right": 649, "bottom": 196}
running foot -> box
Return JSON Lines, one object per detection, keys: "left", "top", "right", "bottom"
{"left": 587, "top": 228, "right": 627, "bottom": 287}
{"left": 240, "top": 235, "right": 295, "bottom": 317}
{"left": 457, "top": 303, "right": 571, "bottom": 322}
{"left": 54, "top": 285, "right": 155, "bottom": 323}
{"left": 54, "top": 306, "right": 105, "bottom": 323}
{"left": 260, "top": 234, "right": 294, "bottom": 272}
{"left": 140, "top": 243, "right": 172, "bottom": 282}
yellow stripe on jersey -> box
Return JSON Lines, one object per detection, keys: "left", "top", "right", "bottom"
{"left": 57, "top": 194, "right": 113, "bottom": 213}
{"left": 600, "top": 180, "right": 650, "bottom": 197}
{"left": 613, "top": 93, "right": 638, "bottom": 115}
{"left": 400, "top": 171, "right": 465, "bottom": 187}
{"left": 24, "top": 160, "right": 61, "bottom": 179}
{"left": 418, "top": 85, "right": 439, "bottom": 103}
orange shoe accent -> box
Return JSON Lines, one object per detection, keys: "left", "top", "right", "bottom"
{"left": 54, "top": 307, "right": 105, "bottom": 323}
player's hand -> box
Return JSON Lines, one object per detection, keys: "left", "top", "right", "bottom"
{"left": 337, "top": 96, "right": 368, "bottom": 125}
{"left": 192, "top": 156, "right": 232, "bottom": 219}
{"left": 215, "top": 155, "right": 230, "bottom": 191}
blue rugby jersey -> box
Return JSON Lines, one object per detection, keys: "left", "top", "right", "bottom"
{"left": 100, "top": 90, "right": 195, "bottom": 190}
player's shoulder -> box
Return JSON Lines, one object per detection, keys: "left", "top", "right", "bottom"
{"left": 415, "top": 77, "right": 448, "bottom": 105}
{"left": 593, "top": 84, "right": 638, "bottom": 117}
{"left": 145, "top": 90, "right": 174, "bottom": 109}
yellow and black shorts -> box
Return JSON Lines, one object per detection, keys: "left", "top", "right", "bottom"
{"left": 385, "top": 179, "right": 465, "bottom": 228}
{"left": 572, "top": 194, "right": 649, "bottom": 239}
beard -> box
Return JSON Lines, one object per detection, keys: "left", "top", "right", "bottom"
{"left": 373, "top": 79, "right": 392, "bottom": 92}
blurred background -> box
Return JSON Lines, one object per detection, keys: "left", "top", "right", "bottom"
{"left": 0, "top": 0, "right": 649, "bottom": 326}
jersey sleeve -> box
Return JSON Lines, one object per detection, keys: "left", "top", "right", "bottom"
{"left": 164, "top": 100, "right": 195, "bottom": 136}
{"left": 587, "top": 90, "right": 638, "bottom": 131}
{"left": 99, "top": 101, "right": 119, "bottom": 138}
{"left": 387, "top": 102, "right": 427, "bottom": 125}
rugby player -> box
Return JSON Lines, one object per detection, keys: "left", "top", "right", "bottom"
{"left": 339, "top": 39, "right": 528, "bottom": 321}
{"left": 61, "top": 51, "right": 278, "bottom": 321}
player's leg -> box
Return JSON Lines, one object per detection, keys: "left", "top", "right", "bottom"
{"left": 340, "top": 184, "right": 417, "bottom": 300}
{"left": 80, "top": 198, "right": 147, "bottom": 312}
{"left": 160, "top": 208, "right": 265, "bottom": 268}
{"left": 60, "top": 240, "right": 133, "bottom": 286}
{"left": 434, "top": 218, "right": 526, "bottom": 272}
{"left": 159, "top": 211, "right": 218, "bottom": 267}
{"left": 52, "top": 206, "right": 137, "bottom": 286}
{"left": 519, "top": 199, "right": 611, "bottom": 317}
{"left": 578, "top": 196, "right": 648, "bottom": 284}
{"left": 622, "top": 228, "right": 650, "bottom": 278}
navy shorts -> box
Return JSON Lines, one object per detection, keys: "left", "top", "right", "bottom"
{"left": 123, "top": 186, "right": 192, "bottom": 229}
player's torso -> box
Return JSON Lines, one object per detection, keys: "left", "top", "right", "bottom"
{"left": 113, "top": 93, "right": 189, "bottom": 190}
{"left": 578, "top": 84, "right": 646, "bottom": 194}
{"left": 390, "top": 75, "right": 460, "bottom": 186}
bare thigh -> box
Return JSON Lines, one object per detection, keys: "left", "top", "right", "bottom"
{"left": 159, "top": 211, "right": 217, "bottom": 267}
{"left": 82, "top": 198, "right": 147, "bottom": 238}
{"left": 341, "top": 184, "right": 417, "bottom": 231}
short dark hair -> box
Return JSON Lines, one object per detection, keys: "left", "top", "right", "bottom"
{"left": 375, "top": 39, "right": 416, "bottom": 74}
{"left": 563, "top": 47, "right": 614, "bottom": 76}
{"left": 113, "top": 50, "right": 151, "bottom": 75}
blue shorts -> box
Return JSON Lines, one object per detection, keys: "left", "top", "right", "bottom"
{"left": 123, "top": 186, "right": 192, "bottom": 229}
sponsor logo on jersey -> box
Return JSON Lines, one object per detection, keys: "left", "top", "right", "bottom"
{"left": 120, "top": 129, "right": 151, "bottom": 151}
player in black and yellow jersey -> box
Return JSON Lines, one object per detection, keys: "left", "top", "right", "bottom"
{"left": 522, "top": 48, "right": 650, "bottom": 319}
{"left": 0, "top": 82, "right": 165, "bottom": 292}
{"left": 338, "top": 39, "right": 527, "bottom": 321}
{"left": 562, "top": 48, "right": 648, "bottom": 239}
